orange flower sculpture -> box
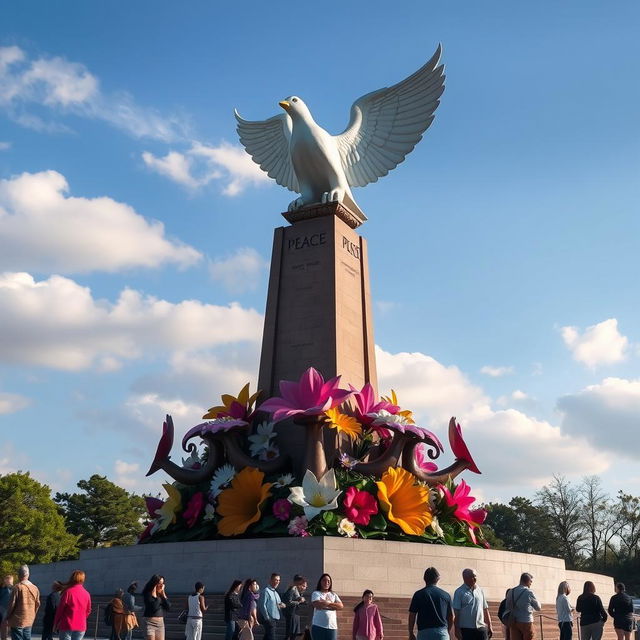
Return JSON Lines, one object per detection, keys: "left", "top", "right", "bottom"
{"left": 376, "top": 466, "right": 432, "bottom": 536}
{"left": 217, "top": 467, "right": 272, "bottom": 536}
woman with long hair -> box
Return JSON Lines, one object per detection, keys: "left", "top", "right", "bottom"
{"left": 576, "top": 581, "right": 607, "bottom": 640}
{"left": 352, "top": 590, "right": 383, "bottom": 640}
{"left": 142, "top": 575, "right": 170, "bottom": 640}
{"left": 53, "top": 571, "right": 92, "bottom": 640}
{"left": 237, "top": 579, "right": 260, "bottom": 640}
{"left": 608, "top": 583, "right": 634, "bottom": 640}
{"left": 311, "top": 574, "right": 343, "bottom": 640}
{"left": 556, "top": 582, "right": 573, "bottom": 640}
{"left": 185, "top": 582, "right": 207, "bottom": 640}
{"left": 224, "top": 580, "right": 243, "bottom": 640}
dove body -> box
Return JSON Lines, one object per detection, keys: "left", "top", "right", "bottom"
{"left": 280, "top": 96, "right": 356, "bottom": 212}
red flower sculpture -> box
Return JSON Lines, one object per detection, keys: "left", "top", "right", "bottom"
{"left": 183, "top": 492, "right": 206, "bottom": 528}
{"left": 448, "top": 418, "right": 480, "bottom": 474}
{"left": 342, "top": 486, "right": 378, "bottom": 525}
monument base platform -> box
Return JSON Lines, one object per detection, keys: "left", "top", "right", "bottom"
{"left": 31, "top": 537, "right": 611, "bottom": 603}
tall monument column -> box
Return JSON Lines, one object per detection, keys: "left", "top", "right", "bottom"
{"left": 258, "top": 202, "right": 378, "bottom": 398}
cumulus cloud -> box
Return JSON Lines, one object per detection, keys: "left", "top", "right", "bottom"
{"left": 113, "top": 459, "right": 165, "bottom": 495}
{"left": 561, "top": 318, "right": 629, "bottom": 368}
{"left": 209, "top": 248, "right": 268, "bottom": 293}
{"left": 142, "top": 141, "right": 269, "bottom": 196}
{"left": 480, "top": 365, "right": 514, "bottom": 377}
{"left": 0, "top": 272, "right": 263, "bottom": 371}
{"left": 0, "top": 391, "right": 30, "bottom": 415}
{"left": 0, "top": 170, "right": 201, "bottom": 273}
{"left": 376, "top": 346, "right": 609, "bottom": 495}
{"left": 0, "top": 141, "right": 10, "bottom": 150}
{"left": 0, "top": 45, "right": 188, "bottom": 141}
{"left": 557, "top": 377, "right": 640, "bottom": 457}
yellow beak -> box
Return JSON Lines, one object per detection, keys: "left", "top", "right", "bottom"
{"left": 279, "top": 100, "right": 290, "bottom": 111}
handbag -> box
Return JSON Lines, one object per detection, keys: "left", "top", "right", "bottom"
{"left": 177, "top": 609, "right": 188, "bottom": 625}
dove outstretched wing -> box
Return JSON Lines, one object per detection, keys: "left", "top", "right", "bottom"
{"left": 335, "top": 45, "right": 445, "bottom": 188}
{"left": 234, "top": 111, "right": 299, "bottom": 193}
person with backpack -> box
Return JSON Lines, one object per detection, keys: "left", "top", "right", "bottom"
{"left": 504, "top": 573, "right": 540, "bottom": 640}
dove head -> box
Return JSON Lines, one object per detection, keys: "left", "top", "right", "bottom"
{"left": 278, "top": 96, "right": 312, "bottom": 121}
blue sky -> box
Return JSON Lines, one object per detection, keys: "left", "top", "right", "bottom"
{"left": 0, "top": 1, "right": 639, "bottom": 503}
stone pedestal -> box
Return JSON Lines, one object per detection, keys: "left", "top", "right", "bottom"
{"left": 258, "top": 202, "right": 377, "bottom": 398}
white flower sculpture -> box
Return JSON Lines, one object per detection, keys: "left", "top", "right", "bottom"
{"left": 209, "top": 464, "right": 236, "bottom": 498}
{"left": 248, "top": 421, "right": 277, "bottom": 456}
{"left": 289, "top": 469, "right": 342, "bottom": 521}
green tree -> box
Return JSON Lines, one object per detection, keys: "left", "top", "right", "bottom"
{"left": 484, "top": 497, "right": 562, "bottom": 557}
{"left": 55, "top": 474, "right": 146, "bottom": 549}
{"left": 0, "top": 472, "right": 78, "bottom": 576}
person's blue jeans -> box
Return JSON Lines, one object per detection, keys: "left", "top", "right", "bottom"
{"left": 225, "top": 621, "right": 237, "bottom": 640}
{"left": 59, "top": 631, "right": 85, "bottom": 640}
{"left": 11, "top": 628, "right": 32, "bottom": 640}
{"left": 417, "top": 628, "right": 449, "bottom": 640}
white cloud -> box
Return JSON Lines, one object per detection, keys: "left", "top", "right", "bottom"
{"left": 141, "top": 150, "right": 205, "bottom": 189}
{"left": 0, "top": 45, "right": 188, "bottom": 142}
{"left": 0, "top": 272, "right": 263, "bottom": 371}
{"left": 113, "top": 459, "right": 164, "bottom": 495}
{"left": 376, "top": 346, "right": 609, "bottom": 495}
{"left": 0, "top": 391, "right": 30, "bottom": 415}
{"left": 376, "top": 346, "right": 488, "bottom": 425}
{"left": 497, "top": 389, "right": 533, "bottom": 407}
{"left": 209, "top": 248, "right": 268, "bottom": 293}
{"left": 557, "top": 377, "right": 640, "bottom": 458}
{"left": 480, "top": 365, "right": 514, "bottom": 377}
{"left": 0, "top": 141, "right": 10, "bottom": 150}
{"left": 0, "top": 170, "right": 201, "bottom": 273}
{"left": 142, "top": 141, "right": 269, "bottom": 196}
{"left": 561, "top": 318, "right": 629, "bottom": 368}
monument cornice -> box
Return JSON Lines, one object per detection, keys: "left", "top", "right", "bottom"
{"left": 282, "top": 201, "right": 367, "bottom": 229}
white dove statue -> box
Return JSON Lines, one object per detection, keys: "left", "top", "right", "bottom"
{"left": 235, "top": 45, "right": 445, "bottom": 221}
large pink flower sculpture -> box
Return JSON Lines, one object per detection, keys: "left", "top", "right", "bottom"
{"left": 441, "top": 479, "right": 487, "bottom": 543}
{"left": 342, "top": 486, "right": 378, "bottom": 525}
{"left": 260, "top": 367, "right": 352, "bottom": 421}
{"left": 449, "top": 418, "right": 480, "bottom": 474}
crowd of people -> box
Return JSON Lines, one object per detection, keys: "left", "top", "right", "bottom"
{"left": 0, "top": 564, "right": 636, "bottom": 640}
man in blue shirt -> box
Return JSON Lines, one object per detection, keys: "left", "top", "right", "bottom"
{"left": 408, "top": 567, "right": 453, "bottom": 640}
{"left": 453, "top": 568, "right": 493, "bottom": 640}
{"left": 259, "top": 573, "right": 286, "bottom": 640}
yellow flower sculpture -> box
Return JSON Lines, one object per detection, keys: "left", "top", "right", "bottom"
{"left": 155, "top": 483, "right": 182, "bottom": 532}
{"left": 217, "top": 467, "right": 272, "bottom": 536}
{"left": 203, "top": 382, "right": 260, "bottom": 420}
{"left": 324, "top": 408, "right": 362, "bottom": 440}
{"left": 376, "top": 467, "right": 432, "bottom": 536}
{"left": 381, "top": 389, "right": 415, "bottom": 424}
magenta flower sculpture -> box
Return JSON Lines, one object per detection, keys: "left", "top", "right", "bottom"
{"left": 350, "top": 382, "right": 398, "bottom": 424}
{"left": 146, "top": 415, "right": 175, "bottom": 476}
{"left": 183, "top": 492, "right": 206, "bottom": 528}
{"left": 181, "top": 418, "right": 249, "bottom": 451}
{"left": 449, "top": 417, "right": 480, "bottom": 474}
{"left": 441, "top": 479, "right": 487, "bottom": 543}
{"left": 259, "top": 367, "right": 352, "bottom": 422}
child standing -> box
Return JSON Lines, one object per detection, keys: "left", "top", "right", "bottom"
{"left": 352, "top": 590, "right": 383, "bottom": 640}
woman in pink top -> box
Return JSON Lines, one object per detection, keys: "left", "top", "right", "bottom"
{"left": 53, "top": 571, "right": 92, "bottom": 640}
{"left": 352, "top": 590, "right": 383, "bottom": 640}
